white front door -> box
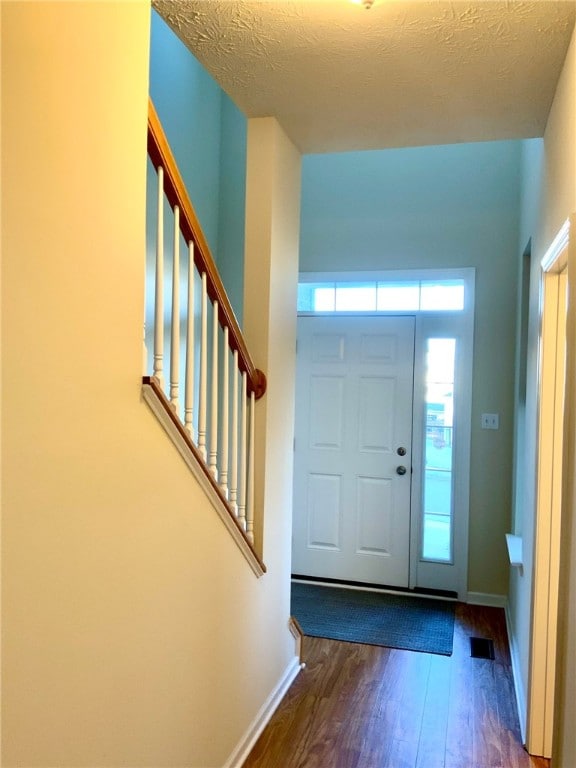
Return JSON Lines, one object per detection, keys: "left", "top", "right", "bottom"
{"left": 292, "top": 315, "right": 415, "bottom": 587}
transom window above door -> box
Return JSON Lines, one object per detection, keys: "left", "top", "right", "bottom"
{"left": 298, "top": 277, "right": 466, "bottom": 313}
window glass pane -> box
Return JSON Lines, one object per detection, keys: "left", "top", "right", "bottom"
{"left": 297, "top": 283, "right": 336, "bottom": 312}
{"left": 314, "top": 287, "right": 337, "bottom": 311}
{"left": 422, "top": 338, "right": 456, "bottom": 562}
{"left": 334, "top": 284, "right": 376, "bottom": 311}
{"left": 377, "top": 282, "right": 420, "bottom": 311}
{"left": 420, "top": 280, "right": 465, "bottom": 311}
{"left": 298, "top": 276, "right": 467, "bottom": 313}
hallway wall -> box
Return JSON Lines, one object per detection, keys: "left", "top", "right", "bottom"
{"left": 1, "top": 3, "right": 296, "bottom": 765}
{"left": 300, "top": 140, "right": 522, "bottom": 597}
{"left": 510, "top": 22, "right": 576, "bottom": 762}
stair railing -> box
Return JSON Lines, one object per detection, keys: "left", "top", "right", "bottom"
{"left": 144, "top": 99, "right": 266, "bottom": 567}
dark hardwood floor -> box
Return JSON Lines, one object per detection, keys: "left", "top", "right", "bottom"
{"left": 243, "top": 602, "right": 550, "bottom": 768}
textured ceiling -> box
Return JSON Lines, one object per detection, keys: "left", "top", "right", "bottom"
{"left": 154, "top": 1, "right": 576, "bottom": 153}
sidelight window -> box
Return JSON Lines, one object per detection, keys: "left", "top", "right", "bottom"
{"left": 422, "top": 338, "right": 456, "bottom": 563}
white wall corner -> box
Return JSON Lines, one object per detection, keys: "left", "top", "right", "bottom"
{"left": 243, "top": 116, "right": 301, "bottom": 552}
{"left": 223, "top": 656, "right": 303, "bottom": 768}
{"left": 506, "top": 602, "right": 527, "bottom": 744}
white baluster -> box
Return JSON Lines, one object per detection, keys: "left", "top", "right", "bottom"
{"left": 219, "top": 327, "right": 229, "bottom": 497}
{"left": 229, "top": 351, "right": 239, "bottom": 516}
{"left": 209, "top": 300, "right": 219, "bottom": 479}
{"left": 143, "top": 319, "right": 147, "bottom": 376}
{"left": 184, "top": 241, "right": 195, "bottom": 439}
{"left": 246, "top": 390, "right": 256, "bottom": 545}
{"left": 198, "top": 272, "right": 208, "bottom": 462}
{"left": 169, "top": 205, "right": 180, "bottom": 410}
{"left": 143, "top": 246, "right": 147, "bottom": 375}
{"left": 153, "top": 166, "right": 164, "bottom": 387}
{"left": 238, "top": 371, "right": 248, "bottom": 531}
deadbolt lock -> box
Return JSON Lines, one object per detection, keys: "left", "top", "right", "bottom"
{"left": 397, "top": 447, "right": 406, "bottom": 456}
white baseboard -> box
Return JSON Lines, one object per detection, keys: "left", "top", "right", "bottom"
{"left": 505, "top": 602, "right": 527, "bottom": 744}
{"left": 223, "top": 656, "right": 304, "bottom": 768}
{"left": 466, "top": 591, "right": 508, "bottom": 608}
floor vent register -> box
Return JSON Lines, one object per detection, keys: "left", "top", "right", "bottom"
{"left": 469, "top": 636, "right": 495, "bottom": 660}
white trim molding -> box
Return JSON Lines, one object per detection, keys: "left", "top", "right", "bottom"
{"left": 540, "top": 218, "right": 570, "bottom": 273}
{"left": 527, "top": 217, "right": 572, "bottom": 758}
{"left": 506, "top": 602, "right": 527, "bottom": 744}
{"left": 289, "top": 616, "right": 305, "bottom": 666}
{"left": 466, "top": 592, "right": 508, "bottom": 608}
{"left": 223, "top": 656, "right": 304, "bottom": 768}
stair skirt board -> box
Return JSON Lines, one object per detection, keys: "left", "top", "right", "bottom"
{"left": 142, "top": 381, "right": 265, "bottom": 577}
{"left": 223, "top": 656, "right": 304, "bottom": 768}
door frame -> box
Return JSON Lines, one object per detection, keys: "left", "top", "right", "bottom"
{"left": 295, "top": 268, "right": 475, "bottom": 600}
{"left": 527, "top": 216, "right": 573, "bottom": 757}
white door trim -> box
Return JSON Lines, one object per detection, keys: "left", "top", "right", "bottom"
{"left": 528, "top": 217, "right": 571, "bottom": 757}
{"left": 296, "top": 268, "right": 474, "bottom": 599}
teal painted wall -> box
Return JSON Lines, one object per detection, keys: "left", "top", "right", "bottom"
{"left": 149, "top": 10, "right": 221, "bottom": 257}
{"left": 299, "top": 141, "right": 523, "bottom": 597}
{"left": 148, "top": 10, "right": 246, "bottom": 322}
{"left": 300, "top": 142, "right": 521, "bottom": 270}
{"left": 218, "top": 95, "right": 247, "bottom": 325}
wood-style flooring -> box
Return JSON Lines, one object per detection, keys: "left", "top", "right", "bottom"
{"left": 243, "top": 602, "right": 549, "bottom": 768}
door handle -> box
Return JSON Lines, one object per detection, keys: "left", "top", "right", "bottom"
{"left": 396, "top": 465, "right": 407, "bottom": 476}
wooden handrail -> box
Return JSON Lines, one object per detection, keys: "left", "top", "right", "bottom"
{"left": 147, "top": 98, "right": 266, "bottom": 400}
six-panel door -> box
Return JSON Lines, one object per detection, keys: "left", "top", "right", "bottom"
{"left": 292, "top": 315, "right": 415, "bottom": 587}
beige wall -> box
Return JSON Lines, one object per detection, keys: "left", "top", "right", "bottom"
{"left": 243, "top": 116, "right": 302, "bottom": 712}
{"left": 0, "top": 3, "right": 3, "bottom": 760}
{"left": 509, "top": 22, "right": 576, "bottom": 759}
{"left": 547, "top": 24, "right": 576, "bottom": 768}
{"left": 1, "top": 3, "right": 297, "bottom": 766}
{"left": 244, "top": 117, "right": 301, "bottom": 559}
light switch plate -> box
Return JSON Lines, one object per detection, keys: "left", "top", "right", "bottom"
{"left": 481, "top": 413, "right": 499, "bottom": 430}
